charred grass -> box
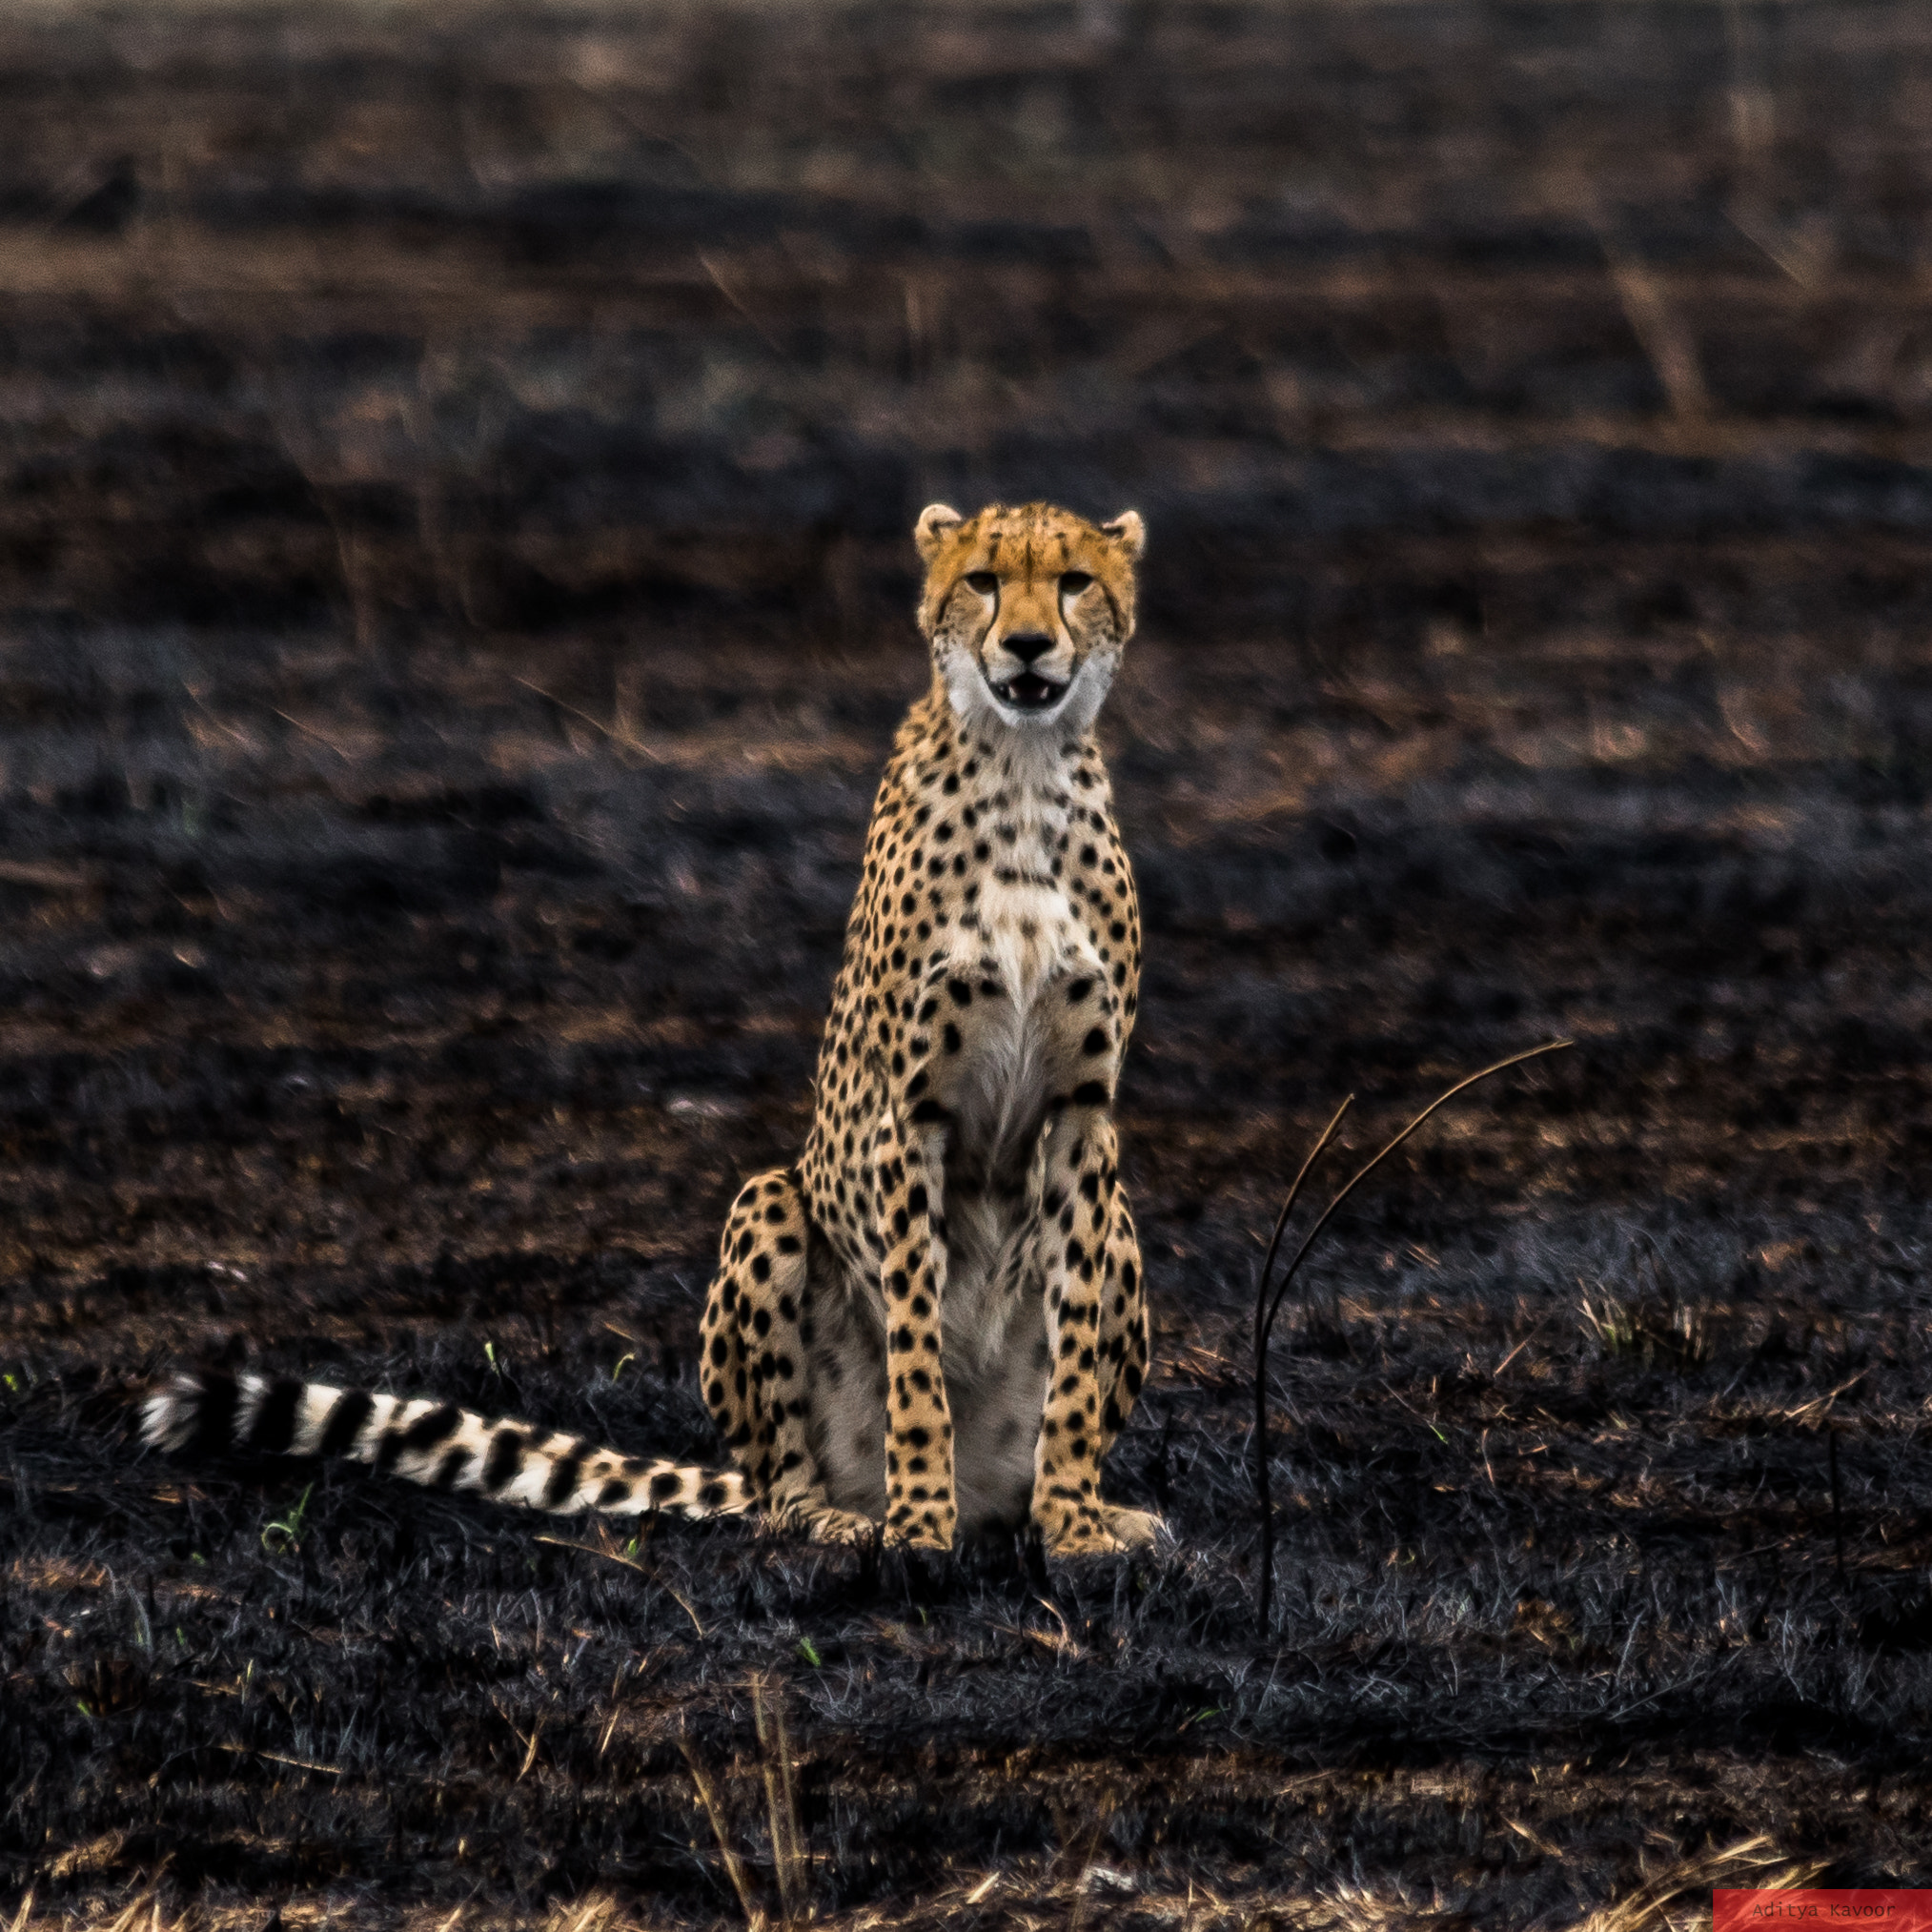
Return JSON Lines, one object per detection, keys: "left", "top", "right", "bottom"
{"left": 6, "top": 0, "right": 1932, "bottom": 1923}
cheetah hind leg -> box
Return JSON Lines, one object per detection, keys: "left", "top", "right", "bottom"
{"left": 699, "top": 1169, "right": 874, "bottom": 1544}
{"left": 1062, "top": 1186, "right": 1162, "bottom": 1554}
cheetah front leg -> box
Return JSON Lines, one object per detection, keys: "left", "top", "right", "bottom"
{"left": 1031, "top": 985, "right": 1162, "bottom": 1556}
{"left": 699, "top": 1169, "right": 872, "bottom": 1543}
{"left": 869, "top": 1103, "right": 958, "bottom": 1550}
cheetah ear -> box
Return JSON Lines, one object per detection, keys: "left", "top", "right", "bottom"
{"left": 1099, "top": 510, "right": 1145, "bottom": 561}
{"left": 914, "top": 502, "right": 964, "bottom": 563}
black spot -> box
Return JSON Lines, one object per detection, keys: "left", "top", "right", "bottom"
{"left": 1071, "top": 1081, "right": 1109, "bottom": 1107}
{"left": 400, "top": 1403, "right": 462, "bottom": 1453}
{"left": 543, "top": 1449, "right": 587, "bottom": 1507}
{"left": 430, "top": 1446, "right": 470, "bottom": 1492}
{"left": 483, "top": 1429, "right": 527, "bottom": 1492}
{"left": 597, "top": 1478, "right": 632, "bottom": 1509}
{"left": 651, "top": 1469, "right": 683, "bottom": 1502}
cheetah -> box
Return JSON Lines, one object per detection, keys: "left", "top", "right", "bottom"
{"left": 144, "top": 500, "right": 1159, "bottom": 1558}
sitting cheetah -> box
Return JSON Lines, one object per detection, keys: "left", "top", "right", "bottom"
{"left": 145, "top": 500, "right": 1159, "bottom": 1556}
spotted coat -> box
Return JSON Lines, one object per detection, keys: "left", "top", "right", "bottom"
{"left": 697, "top": 499, "right": 1158, "bottom": 1554}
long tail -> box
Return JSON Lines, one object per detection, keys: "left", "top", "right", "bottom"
{"left": 141, "top": 1371, "right": 752, "bottom": 1519}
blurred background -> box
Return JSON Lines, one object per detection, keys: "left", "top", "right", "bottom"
{"left": 7, "top": 2, "right": 1932, "bottom": 1925}
{"left": 3, "top": 0, "right": 1930, "bottom": 1277}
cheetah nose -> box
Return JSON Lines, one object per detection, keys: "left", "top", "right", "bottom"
{"left": 1004, "top": 633, "right": 1052, "bottom": 665}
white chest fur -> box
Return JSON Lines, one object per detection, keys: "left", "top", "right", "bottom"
{"left": 949, "top": 752, "right": 1102, "bottom": 1178}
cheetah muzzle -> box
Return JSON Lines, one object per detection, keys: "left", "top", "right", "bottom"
{"left": 143, "top": 498, "right": 1163, "bottom": 1563}
{"left": 990, "top": 668, "right": 1064, "bottom": 711}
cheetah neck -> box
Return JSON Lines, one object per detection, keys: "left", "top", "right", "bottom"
{"left": 951, "top": 719, "right": 1104, "bottom": 1009}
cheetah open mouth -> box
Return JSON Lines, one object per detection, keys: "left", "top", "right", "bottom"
{"left": 989, "top": 670, "right": 1067, "bottom": 711}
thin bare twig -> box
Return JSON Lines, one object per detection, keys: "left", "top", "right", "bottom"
{"left": 271, "top": 708, "right": 354, "bottom": 763}
{"left": 1251, "top": 1096, "right": 1352, "bottom": 1635}
{"left": 1251, "top": 1040, "right": 1574, "bottom": 1633}
{"left": 698, "top": 252, "right": 789, "bottom": 360}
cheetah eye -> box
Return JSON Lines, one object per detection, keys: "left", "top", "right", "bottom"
{"left": 965, "top": 572, "right": 998, "bottom": 596}
{"left": 1060, "top": 572, "right": 1093, "bottom": 596}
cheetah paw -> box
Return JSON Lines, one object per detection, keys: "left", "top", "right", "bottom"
{"left": 813, "top": 1508, "right": 885, "bottom": 1545}
{"left": 884, "top": 1522, "right": 957, "bottom": 1553}
{"left": 770, "top": 1503, "right": 878, "bottom": 1545}
{"left": 1043, "top": 1503, "right": 1164, "bottom": 1557}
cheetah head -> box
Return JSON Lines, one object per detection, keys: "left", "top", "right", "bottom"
{"left": 914, "top": 499, "right": 1145, "bottom": 736}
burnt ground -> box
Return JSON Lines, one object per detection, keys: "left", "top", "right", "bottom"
{"left": 5, "top": 1, "right": 1932, "bottom": 1924}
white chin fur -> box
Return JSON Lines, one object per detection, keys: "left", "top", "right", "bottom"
{"left": 941, "top": 647, "right": 1117, "bottom": 738}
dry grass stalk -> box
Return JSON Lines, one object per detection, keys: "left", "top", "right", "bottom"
{"left": 1554, "top": 172, "right": 1709, "bottom": 420}
{"left": 511, "top": 676, "right": 658, "bottom": 766}
{"left": 753, "top": 1675, "right": 809, "bottom": 1924}
{"left": 1576, "top": 1287, "right": 1712, "bottom": 1370}
{"left": 1597, "top": 241, "right": 1711, "bottom": 421}
{"left": 534, "top": 1524, "right": 705, "bottom": 1636}
{"left": 1573, "top": 1834, "right": 1826, "bottom": 1932}
{"left": 680, "top": 1737, "right": 764, "bottom": 1930}
{"left": 679, "top": 1681, "right": 809, "bottom": 1930}
{"left": 0, "top": 1835, "right": 1835, "bottom": 1932}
